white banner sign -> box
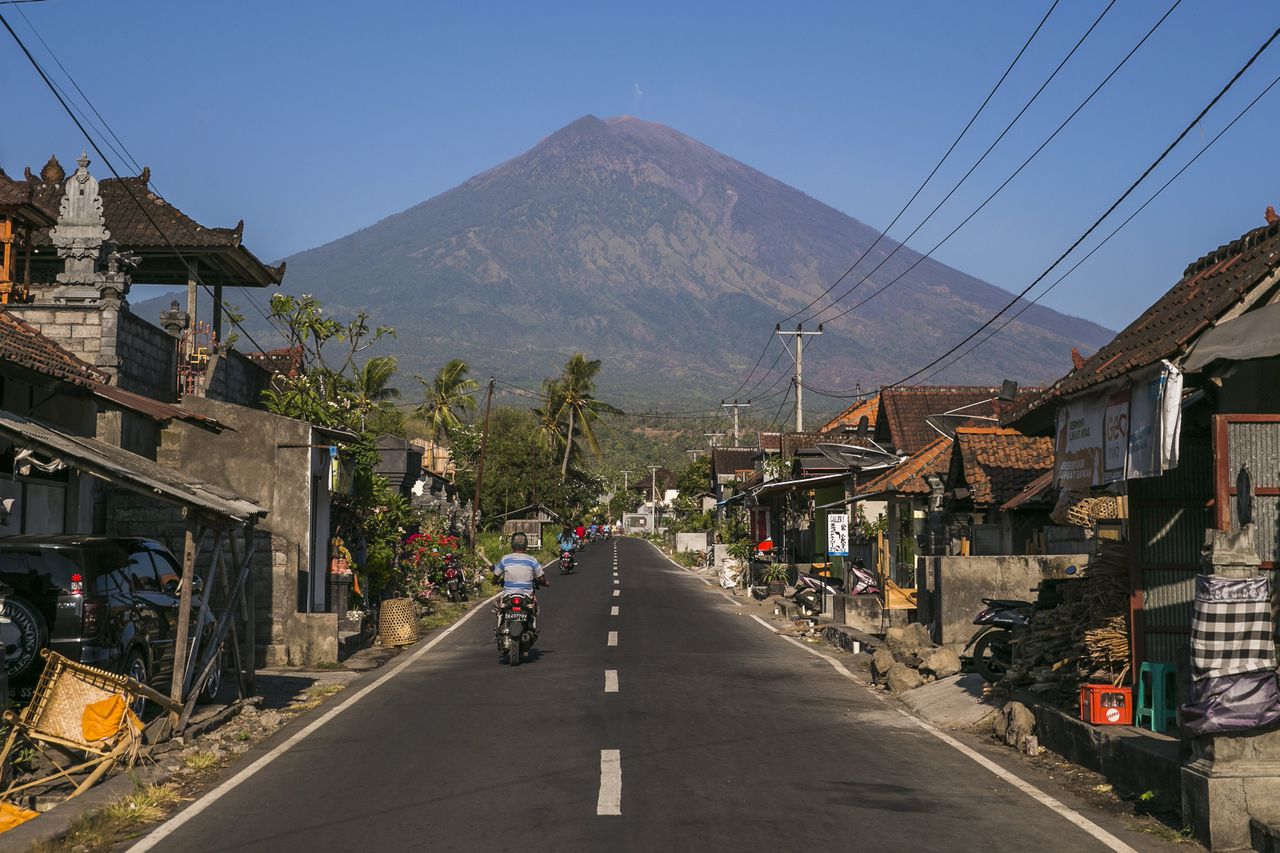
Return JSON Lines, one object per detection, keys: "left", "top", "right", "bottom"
{"left": 827, "top": 512, "right": 849, "bottom": 557}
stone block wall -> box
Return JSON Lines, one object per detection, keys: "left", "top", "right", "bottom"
{"left": 8, "top": 304, "right": 104, "bottom": 365}
{"left": 204, "top": 349, "right": 271, "bottom": 409}
{"left": 117, "top": 311, "right": 177, "bottom": 402}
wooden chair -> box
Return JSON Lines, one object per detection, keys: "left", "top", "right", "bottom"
{"left": 0, "top": 650, "right": 180, "bottom": 801}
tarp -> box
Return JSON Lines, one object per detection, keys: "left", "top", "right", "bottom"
{"left": 1183, "top": 301, "right": 1280, "bottom": 372}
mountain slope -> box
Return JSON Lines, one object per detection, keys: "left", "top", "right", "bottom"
{"left": 211, "top": 116, "right": 1115, "bottom": 407}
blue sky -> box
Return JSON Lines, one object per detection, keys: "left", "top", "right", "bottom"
{"left": 2, "top": 0, "right": 1279, "bottom": 333}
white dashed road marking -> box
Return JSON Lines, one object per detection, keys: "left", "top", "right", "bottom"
{"left": 611, "top": 606, "right": 619, "bottom": 616}
{"left": 607, "top": 631, "right": 618, "bottom": 646}
{"left": 597, "top": 750, "right": 622, "bottom": 815}
{"left": 613, "top": 590, "right": 620, "bottom": 597}
{"left": 604, "top": 670, "right": 618, "bottom": 693}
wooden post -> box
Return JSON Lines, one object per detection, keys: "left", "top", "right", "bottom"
{"left": 212, "top": 284, "right": 224, "bottom": 344}
{"left": 182, "top": 528, "right": 223, "bottom": 697}
{"left": 169, "top": 517, "right": 199, "bottom": 724}
{"left": 236, "top": 524, "right": 256, "bottom": 695}
{"left": 468, "top": 378, "right": 496, "bottom": 553}
{"left": 186, "top": 267, "right": 198, "bottom": 331}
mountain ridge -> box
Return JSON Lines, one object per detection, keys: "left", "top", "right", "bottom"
{"left": 140, "top": 114, "right": 1112, "bottom": 409}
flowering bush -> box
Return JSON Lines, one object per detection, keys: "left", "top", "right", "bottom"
{"left": 399, "top": 531, "right": 464, "bottom": 604}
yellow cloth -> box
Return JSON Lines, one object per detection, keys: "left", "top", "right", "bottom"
{"left": 80, "top": 694, "right": 142, "bottom": 744}
{"left": 0, "top": 801, "right": 39, "bottom": 834}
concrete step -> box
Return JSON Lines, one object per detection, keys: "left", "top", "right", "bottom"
{"left": 1251, "top": 816, "right": 1280, "bottom": 853}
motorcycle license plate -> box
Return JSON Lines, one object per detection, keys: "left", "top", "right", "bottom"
{"left": 504, "top": 613, "right": 527, "bottom": 620}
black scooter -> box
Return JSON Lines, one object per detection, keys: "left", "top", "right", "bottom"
{"left": 963, "top": 598, "right": 1034, "bottom": 683}
{"left": 559, "top": 550, "right": 575, "bottom": 575}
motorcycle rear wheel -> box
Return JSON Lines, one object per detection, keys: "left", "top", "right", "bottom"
{"left": 509, "top": 641, "right": 522, "bottom": 667}
{"left": 972, "top": 630, "right": 1012, "bottom": 683}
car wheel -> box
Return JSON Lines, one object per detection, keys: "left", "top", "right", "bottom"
{"left": 198, "top": 645, "right": 223, "bottom": 704}
{"left": 124, "top": 649, "right": 150, "bottom": 716}
{"left": 0, "top": 596, "right": 48, "bottom": 682}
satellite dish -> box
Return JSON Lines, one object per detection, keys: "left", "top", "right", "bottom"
{"left": 815, "top": 442, "right": 902, "bottom": 472}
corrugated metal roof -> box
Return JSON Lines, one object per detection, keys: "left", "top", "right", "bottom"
{"left": 0, "top": 409, "right": 264, "bottom": 522}
{"left": 91, "top": 382, "right": 222, "bottom": 427}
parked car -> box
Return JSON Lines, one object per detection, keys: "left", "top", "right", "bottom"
{"left": 0, "top": 535, "right": 220, "bottom": 705}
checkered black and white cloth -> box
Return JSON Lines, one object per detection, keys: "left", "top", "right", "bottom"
{"left": 1190, "top": 574, "right": 1277, "bottom": 682}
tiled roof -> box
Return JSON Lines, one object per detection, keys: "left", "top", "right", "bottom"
{"left": 818, "top": 394, "right": 880, "bottom": 434}
{"left": 0, "top": 310, "right": 103, "bottom": 386}
{"left": 950, "top": 427, "right": 1054, "bottom": 508}
{"left": 781, "top": 431, "right": 824, "bottom": 459}
{"left": 876, "top": 385, "right": 1042, "bottom": 454}
{"left": 246, "top": 346, "right": 304, "bottom": 378}
{"left": 855, "top": 435, "right": 952, "bottom": 498}
{"left": 18, "top": 158, "right": 284, "bottom": 287}
{"left": 1000, "top": 470, "right": 1056, "bottom": 512}
{"left": 759, "top": 432, "right": 782, "bottom": 452}
{"left": 711, "top": 447, "right": 756, "bottom": 476}
{"left": 1007, "top": 219, "right": 1280, "bottom": 425}
{"left": 0, "top": 172, "right": 55, "bottom": 226}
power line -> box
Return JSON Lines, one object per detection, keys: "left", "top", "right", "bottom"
{"left": 912, "top": 67, "right": 1280, "bottom": 387}
{"left": 881, "top": 23, "right": 1280, "bottom": 390}
{"left": 808, "top": 0, "right": 1179, "bottom": 329}
{"left": 783, "top": 0, "right": 1062, "bottom": 325}
{"left": 0, "top": 11, "right": 279, "bottom": 358}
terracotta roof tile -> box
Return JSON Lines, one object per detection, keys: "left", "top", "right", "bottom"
{"left": 876, "top": 386, "right": 1043, "bottom": 454}
{"left": 0, "top": 310, "right": 103, "bottom": 386}
{"left": 818, "top": 394, "right": 880, "bottom": 434}
{"left": 1000, "top": 469, "right": 1056, "bottom": 512}
{"left": 856, "top": 435, "right": 952, "bottom": 497}
{"left": 950, "top": 427, "right": 1054, "bottom": 508}
{"left": 711, "top": 447, "right": 756, "bottom": 476}
{"left": 1008, "top": 220, "right": 1280, "bottom": 424}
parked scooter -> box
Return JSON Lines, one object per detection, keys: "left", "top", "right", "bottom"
{"left": 442, "top": 554, "right": 467, "bottom": 602}
{"left": 559, "top": 549, "right": 575, "bottom": 575}
{"left": 963, "top": 598, "right": 1034, "bottom": 683}
{"left": 792, "top": 559, "right": 881, "bottom": 616}
{"left": 495, "top": 592, "right": 538, "bottom": 666}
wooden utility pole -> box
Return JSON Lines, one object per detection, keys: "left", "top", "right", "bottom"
{"left": 469, "top": 378, "right": 496, "bottom": 552}
{"left": 169, "top": 516, "right": 199, "bottom": 725}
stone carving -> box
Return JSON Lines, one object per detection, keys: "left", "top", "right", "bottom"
{"left": 47, "top": 153, "right": 129, "bottom": 306}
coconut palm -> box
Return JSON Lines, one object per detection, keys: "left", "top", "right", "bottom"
{"left": 356, "top": 355, "right": 401, "bottom": 405}
{"left": 551, "top": 353, "right": 622, "bottom": 480}
{"left": 415, "top": 358, "right": 479, "bottom": 442}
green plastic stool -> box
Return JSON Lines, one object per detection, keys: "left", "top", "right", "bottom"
{"left": 1136, "top": 662, "right": 1177, "bottom": 732}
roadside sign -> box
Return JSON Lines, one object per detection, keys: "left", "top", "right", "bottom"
{"left": 827, "top": 512, "right": 849, "bottom": 557}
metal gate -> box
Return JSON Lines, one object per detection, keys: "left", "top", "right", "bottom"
{"left": 1213, "top": 414, "right": 1280, "bottom": 568}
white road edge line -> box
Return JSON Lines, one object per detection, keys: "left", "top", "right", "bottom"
{"left": 745, "top": 614, "right": 1138, "bottom": 853}
{"left": 131, "top": 565, "right": 550, "bottom": 852}
{"left": 597, "top": 749, "right": 622, "bottom": 815}
{"left": 611, "top": 606, "right": 619, "bottom": 616}
{"left": 604, "top": 669, "right": 619, "bottom": 693}
{"left": 607, "top": 630, "right": 619, "bottom": 646}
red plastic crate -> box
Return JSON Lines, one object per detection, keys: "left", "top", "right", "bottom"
{"left": 1080, "top": 684, "right": 1132, "bottom": 725}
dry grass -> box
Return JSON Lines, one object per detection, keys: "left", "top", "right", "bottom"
{"left": 180, "top": 751, "right": 221, "bottom": 771}
{"left": 31, "top": 783, "right": 184, "bottom": 852}
{"left": 288, "top": 682, "right": 346, "bottom": 712}
{"left": 419, "top": 600, "right": 470, "bottom": 630}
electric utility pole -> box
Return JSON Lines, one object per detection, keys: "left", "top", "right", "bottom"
{"left": 620, "top": 469, "right": 633, "bottom": 493}
{"left": 468, "top": 377, "right": 496, "bottom": 552}
{"left": 703, "top": 432, "right": 725, "bottom": 449}
{"left": 721, "top": 399, "right": 751, "bottom": 446}
{"left": 647, "top": 465, "right": 661, "bottom": 532}
{"left": 775, "top": 323, "right": 823, "bottom": 432}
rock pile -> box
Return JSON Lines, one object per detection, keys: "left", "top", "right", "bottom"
{"left": 871, "top": 623, "right": 962, "bottom": 693}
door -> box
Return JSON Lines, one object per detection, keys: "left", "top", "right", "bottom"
{"left": 125, "top": 548, "right": 173, "bottom": 683}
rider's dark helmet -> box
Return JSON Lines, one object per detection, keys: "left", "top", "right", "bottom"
{"left": 510, "top": 532, "right": 528, "bottom": 551}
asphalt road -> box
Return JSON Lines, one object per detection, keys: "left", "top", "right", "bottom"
{"left": 134, "top": 538, "right": 1172, "bottom": 852}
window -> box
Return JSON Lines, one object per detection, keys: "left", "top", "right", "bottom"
{"left": 150, "top": 549, "right": 181, "bottom": 592}
{"left": 126, "top": 551, "right": 160, "bottom": 593}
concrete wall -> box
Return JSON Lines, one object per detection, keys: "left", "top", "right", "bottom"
{"left": 116, "top": 312, "right": 176, "bottom": 402}
{"left": 676, "top": 531, "right": 712, "bottom": 553}
{"left": 203, "top": 349, "right": 271, "bottom": 409}
{"left": 8, "top": 304, "right": 104, "bottom": 369}
{"left": 158, "top": 396, "right": 335, "bottom": 666}
{"left": 916, "top": 553, "right": 1089, "bottom": 650}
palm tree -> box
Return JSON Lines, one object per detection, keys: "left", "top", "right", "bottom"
{"left": 415, "top": 358, "right": 479, "bottom": 442}
{"left": 551, "top": 353, "right": 622, "bottom": 480}
{"left": 356, "top": 356, "right": 401, "bottom": 405}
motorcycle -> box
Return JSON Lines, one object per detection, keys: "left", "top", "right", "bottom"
{"left": 442, "top": 555, "right": 467, "bottom": 602}
{"left": 792, "top": 560, "right": 880, "bottom": 616}
{"left": 963, "top": 598, "right": 1034, "bottom": 683}
{"left": 495, "top": 592, "right": 538, "bottom": 666}
{"left": 559, "top": 550, "right": 575, "bottom": 575}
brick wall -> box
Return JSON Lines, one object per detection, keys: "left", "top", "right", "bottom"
{"left": 117, "top": 311, "right": 177, "bottom": 402}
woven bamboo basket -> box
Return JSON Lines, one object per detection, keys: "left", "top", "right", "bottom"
{"left": 378, "top": 598, "right": 419, "bottom": 646}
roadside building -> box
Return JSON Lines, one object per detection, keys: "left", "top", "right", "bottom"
{"left": 942, "top": 426, "right": 1054, "bottom": 556}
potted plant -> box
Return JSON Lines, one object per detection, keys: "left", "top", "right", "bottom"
{"left": 758, "top": 562, "right": 789, "bottom": 597}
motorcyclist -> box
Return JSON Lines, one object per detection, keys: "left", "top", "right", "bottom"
{"left": 492, "top": 532, "right": 549, "bottom": 629}
{"left": 556, "top": 526, "right": 577, "bottom": 570}
{"left": 575, "top": 522, "right": 586, "bottom": 544}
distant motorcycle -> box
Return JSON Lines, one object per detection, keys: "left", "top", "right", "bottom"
{"left": 442, "top": 554, "right": 467, "bottom": 602}
{"left": 559, "top": 550, "right": 575, "bottom": 575}
{"left": 963, "top": 598, "right": 1034, "bottom": 683}
{"left": 495, "top": 592, "right": 538, "bottom": 666}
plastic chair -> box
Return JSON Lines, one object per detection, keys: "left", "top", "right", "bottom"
{"left": 1136, "top": 661, "right": 1177, "bottom": 732}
